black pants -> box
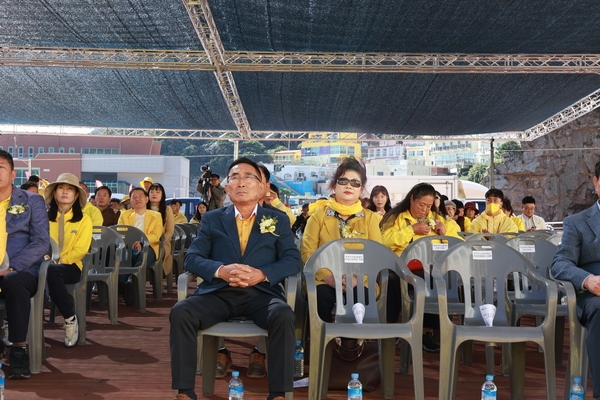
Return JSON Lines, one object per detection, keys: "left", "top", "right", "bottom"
{"left": 577, "top": 292, "right": 600, "bottom": 397}
{"left": 47, "top": 263, "right": 82, "bottom": 320}
{"left": 170, "top": 286, "right": 295, "bottom": 394}
{"left": 0, "top": 270, "right": 38, "bottom": 343}
{"left": 316, "top": 284, "right": 371, "bottom": 323}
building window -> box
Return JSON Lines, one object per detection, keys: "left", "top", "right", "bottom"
{"left": 48, "top": 147, "right": 55, "bottom": 153}
{"left": 38, "top": 147, "right": 44, "bottom": 154}
{"left": 8, "top": 147, "right": 13, "bottom": 155}
{"left": 28, "top": 147, "right": 34, "bottom": 158}
{"left": 69, "top": 147, "right": 75, "bottom": 153}
{"left": 17, "top": 146, "right": 23, "bottom": 158}
{"left": 59, "top": 147, "right": 65, "bottom": 153}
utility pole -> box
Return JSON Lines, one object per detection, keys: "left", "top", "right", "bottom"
{"left": 489, "top": 139, "right": 495, "bottom": 188}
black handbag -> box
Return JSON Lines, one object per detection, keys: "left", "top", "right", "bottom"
{"left": 327, "top": 338, "right": 381, "bottom": 392}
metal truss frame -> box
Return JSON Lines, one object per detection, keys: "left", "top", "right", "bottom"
{"left": 1, "top": 0, "right": 599, "bottom": 140}
{"left": 2, "top": 46, "right": 599, "bottom": 74}
{"left": 523, "top": 88, "right": 600, "bottom": 140}
{"left": 183, "top": 0, "right": 252, "bottom": 139}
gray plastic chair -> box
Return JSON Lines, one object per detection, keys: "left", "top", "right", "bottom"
{"left": 434, "top": 240, "right": 557, "bottom": 400}
{"left": 176, "top": 271, "right": 299, "bottom": 400}
{"left": 0, "top": 239, "right": 59, "bottom": 374}
{"left": 517, "top": 230, "right": 554, "bottom": 239}
{"left": 49, "top": 239, "right": 98, "bottom": 345}
{"left": 87, "top": 226, "right": 125, "bottom": 325}
{"left": 304, "top": 238, "right": 425, "bottom": 400}
{"left": 110, "top": 225, "right": 151, "bottom": 313}
{"left": 397, "top": 235, "right": 463, "bottom": 373}
{"left": 466, "top": 232, "right": 512, "bottom": 243}
{"left": 146, "top": 235, "right": 165, "bottom": 302}
{"left": 548, "top": 270, "right": 589, "bottom": 400}
{"left": 457, "top": 231, "right": 473, "bottom": 239}
{"left": 165, "top": 227, "right": 181, "bottom": 294}
{"left": 505, "top": 237, "right": 565, "bottom": 364}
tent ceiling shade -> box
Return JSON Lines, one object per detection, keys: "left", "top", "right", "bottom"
{"left": 1, "top": 0, "right": 599, "bottom": 139}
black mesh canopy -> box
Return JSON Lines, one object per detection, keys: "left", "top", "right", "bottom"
{"left": 0, "top": 0, "right": 599, "bottom": 135}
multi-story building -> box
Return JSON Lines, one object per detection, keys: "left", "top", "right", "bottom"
{"left": 300, "top": 132, "right": 361, "bottom": 164}
{"left": 0, "top": 133, "right": 190, "bottom": 197}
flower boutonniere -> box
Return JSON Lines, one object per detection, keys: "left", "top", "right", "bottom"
{"left": 259, "top": 215, "right": 279, "bottom": 236}
{"left": 7, "top": 203, "right": 27, "bottom": 215}
{"left": 341, "top": 225, "right": 363, "bottom": 238}
{"left": 418, "top": 217, "right": 437, "bottom": 229}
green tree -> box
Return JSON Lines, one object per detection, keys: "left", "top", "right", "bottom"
{"left": 467, "top": 163, "right": 489, "bottom": 184}
{"left": 494, "top": 141, "right": 522, "bottom": 163}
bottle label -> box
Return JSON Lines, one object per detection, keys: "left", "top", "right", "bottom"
{"left": 229, "top": 386, "right": 243, "bottom": 397}
{"left": 295, "top": 351, "right": 303, "bottom": 360}
{"left": 569, "top": 393, "right": 584, "bottom": 400}
{"left": 482, "top": 389, "right": 496, "bottom": 399}
{"left": 348, "top": 387, "right": 362, "bottom": 397}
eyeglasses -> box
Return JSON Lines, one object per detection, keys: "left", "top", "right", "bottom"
{"left": 227, "top": 174, "right": 261, "bottom": 184}
{"left": 336, "top": 178, "right": 362, "bottom": 188}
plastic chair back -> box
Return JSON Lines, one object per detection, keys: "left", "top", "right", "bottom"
{"left": 110, "top": 225, "right": 150, "bottom": 313}
{"left": 466, "top": 233, "right": 511, "bottom": 243}
{"left": 87, "top": 225, "right": 125, "bottom": 324}
{"left": 304, "top": 239, "right": 425, "bottom": 400}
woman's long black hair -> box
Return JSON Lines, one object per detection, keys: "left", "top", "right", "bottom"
{"left": 380, "top": 182, "right": 437, "bottom": 231}
{"left": 48, "top": 186, "right": 84, "bottom": 223}
{"left": 147, "top": 183, "right": 167, "bottom": 225}
{"left": 193, "top": 201, "right": 208, "bottom": 222}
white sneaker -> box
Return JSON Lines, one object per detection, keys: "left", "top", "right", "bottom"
{"left": 64, "top": 315, "right": 79, "bottom": 348}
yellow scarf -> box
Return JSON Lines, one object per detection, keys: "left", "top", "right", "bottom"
{"left": 308, "top": 198, "right": 363, "bottom": 216}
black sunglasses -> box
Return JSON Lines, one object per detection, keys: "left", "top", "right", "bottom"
{"left": 336, "top": 178, "right": 362, "bottom": 188}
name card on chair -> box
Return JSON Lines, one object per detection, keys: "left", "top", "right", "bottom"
{"left": 432, "top": 243, "right": 449, "bottom": 251}
{"left": 92, "top": 234, "right": 101, "bottom": 240}
{"left": 518, "top": 244, "right": 536, "bottom": 253}
{"left": 472, "top": 250, "right": 493, "bottom": 260}
{"left": 344, "top": 254, "right": 364, "bottom": 263}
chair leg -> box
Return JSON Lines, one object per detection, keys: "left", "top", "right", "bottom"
{"left": 28, "top": 297, "right": 44, "bottom": 374}
{"left": 201, "top": 335, "right": 219, "bottom": 397}
{"left": 108, "top": 282, "right": 119, "bottom": 325}
{"left": 438, "top": 339, "right": 457, "bottom": 400}
{"left": 486, "top": 343, "right": 496, "bottom": 375}
{"left": 380, "top": 338, "right": 395, "bottom": 399}
{"left": 134, "top": 273, "right": 146, "bottom": 313}
{"left": 400, "top": 339, "right": 411, "bottom": 374}
{"left": 411, "top": 334, "right": 425, "bottom": 400}
{"left": 166, "top": 271, "right": 173, "bottom": 294}
{"left": 307, "top": 335, "right": 326, "bottom": 400}
{"left": 75, "top": 292, "right": 86, "bottom": 345}
{"left": 555, "top": 316, "right": 565, "bottom": 366}
{"left": 509, "top": 342, "right": 526, "bottom": 400}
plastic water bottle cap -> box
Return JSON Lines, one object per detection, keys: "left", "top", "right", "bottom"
{"left": 486, "top": 374, "right": 494, "bottom": 381}
{"left": 296, "top": 339, "right": 301, "bottom": 345}
{"left": 351, "top": 373, "right": 359, "bottom": 379}
{"left": 232, "top": 371, "right": 239, "bottom": 377}
{"left": 574, "top": 376, "right": 582, "bottom": 383}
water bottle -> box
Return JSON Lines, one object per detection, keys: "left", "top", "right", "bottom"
{"left": 569, "top": 376, "right": 584, "bottom": 400}
{"left": 228, "top": 370, "right": 244, "bottom": 400}
{"left": 347, "top": 372, "right": 362, "bottom": 400}
{"left": 0, "top": 362, "right": 5, "bottom": 400}
{"left": 294, "top": 339, "right": 304, "bottom": 378}
{"left": 481, "top": 374, "right": 497, "bottom": 399}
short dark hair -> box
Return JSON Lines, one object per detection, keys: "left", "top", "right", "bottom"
{"left": 522, "top": 196, "right": 536, "bottom": 205}
{"left": 485, "top": 188, "right": 504, "bottom": 201}
{"left": 0, "top": 150, "right": 14, "bottom": 170}
{"left": 257, "top": 164, "right": 270, "bottom": 183}
{"left": 210, "top": 173, "right": 220, "bottom": 179}
{"left": 20, "top": 181, "right": 38, "bottom": 191}
{"left": 170, "top": 199, "right": 182, "bottom": 206}
{"left": 452, "top": 199, "right": 464, "bottom": 209}
{"left": 129, "top": 187, "right": 147, "bottom": 197}
{"left": 110, "top": 198, "right": 120, "bottom": 204}
{"left": 227, "top": 157, "right": 263, "bottom": 182}
{"left": 95, "top": 185, "right": 112, "bottom": 197}
{"left": 269, "top": 183, "right": 279, "bottom": 195}
{"left": 28, "top": 175, "right": 40, "bottom": 183}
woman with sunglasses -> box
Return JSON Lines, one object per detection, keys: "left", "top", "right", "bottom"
{"left": 301, "top": 157, "right": 383, "bottom": 323}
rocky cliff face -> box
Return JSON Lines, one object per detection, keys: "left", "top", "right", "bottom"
{"left": 495, "top": 108, "right": 600, "bottom": 222}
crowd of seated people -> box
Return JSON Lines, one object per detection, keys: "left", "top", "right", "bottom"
{"left": 2, "top": 149, "right": 559, "bottom": 397}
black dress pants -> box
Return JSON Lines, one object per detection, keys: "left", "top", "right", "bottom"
{"left": 170, "top": 286, "right": 295, "bottom": 394}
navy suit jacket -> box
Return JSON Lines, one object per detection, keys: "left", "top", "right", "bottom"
{"left": 551, "top": 202, "right": 600, "bottom": 290}
{"left": 6, "top": 187, "right": 50, "bottom": 276}
{"left": 184, "top": 204, "right": 302, "bottom": 299}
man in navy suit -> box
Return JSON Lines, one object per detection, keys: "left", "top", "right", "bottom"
{"left": 552, "top": 160, "right": 600, "bottom": 399}
{"left": 170, "top": 157, "right": 302, "bottom": 400}
{"left": 0, "top": 150, "right": 50, "bottom": 379}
